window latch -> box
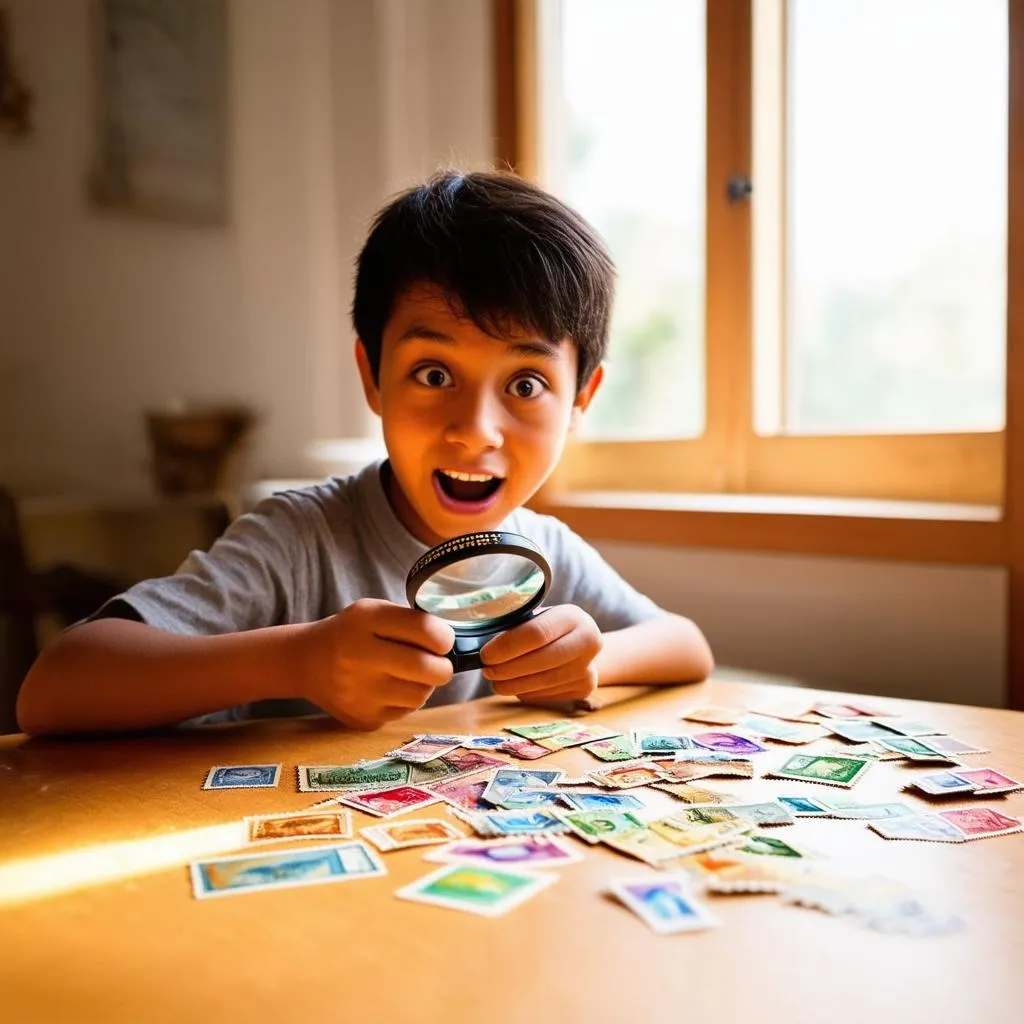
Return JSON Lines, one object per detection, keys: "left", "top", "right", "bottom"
{"left": 726, "top": 175, "right": 753, "bottom": 204}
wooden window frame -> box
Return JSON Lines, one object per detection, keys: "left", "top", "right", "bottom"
{"left": 495, "top": 0, "right": 1024, "bottom": 709}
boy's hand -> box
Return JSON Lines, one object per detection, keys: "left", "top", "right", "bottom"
{"left": 480, "top": 605, "right": 603, "bottom": 703}
{"left": 297, "top": 599, "right": 455, "bottom": 730}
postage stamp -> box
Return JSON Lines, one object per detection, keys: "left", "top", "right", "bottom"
{"left": 821, "top": 801, "right": 915, "bottom": 821}
{"left": 297, "top": 760, "right": 410, "bottom": 792}
{"left": 869, "top": 813, "right": 966, "bottom": 842}
{"left": 337, "top": 785, "right": 439, "bottom": 818}
{"left": 395, "top": 864, "right": 556, "bottom": 917}
{"left": 812, "top": 701, "right": 886, "bottom": 719}
{"left": 481, "top": 767, "right": 564, "bottom": 808}
{"left": 765, "top": 753, "right": 873, "bottom": 788}
{"left": 680, "top": 706, "right": 744, "bottom": 726}
{"left": 466, "top": 807, "right": 570, "bottom": 837}
{"left": 609, "top": 874, "right": 719, "bottom": 934}
{"left": 559, "top": 790, "right": 645, "bottom": 812}
{"left": 460, "top": 735, "right": 513, "bottom": 750}
{"left": 632, "top": 728, "right": 703, "bottom": 754}
{"left": 873, "top": 717, "right": 944, "bottom": 738}
{"left": 385, "top": 737, "right": 464, "bottom": 763}
{"left": 905, "top": 771, "right": 979, "bottom": 796}
{"left": 947, "top": 767, "right": 1023, "bottom": 795}
{"left": 423, "top": 834, "right": 583, "bottom": 869}
{"left": 651, "top": 783, "right": 737, "bottom": 805}
{"left": 495, "top": 738, "right": 555, "bottom": 760}
{"left": 714, "top": 802, "right": 795, "bottom": 827}
{"left": 690, "top": 732, "right": 769, "bottom": 756}
{"left": 360, "top": 818, "right": 463, "bottom": 851}
{"left": 427, "top": 774, "right": 495, "bottom": 812}
{"left": 822, "top": 719, "right": 906, "bottom": 744}
{"left": 777, "top": 795, "right": 832, "bottom": 816}
{"left": 203, "top": 764, "right": 281, "bottom": 790}
{"left": 602, "top": 827, "right": 689, "bottom": 865}
{"left": 504, "top": 720, "right": 575, "bottom": 741}
{"left": 921, "top": 735, "right": 989, "bottom": 756}
{"left": 738, "top": 717, "right": 828, "bottom": 745}
{"left": 875, "top": 736, "right": 958, "bottom": 761}
{"left": 537, "top": 725, "right": 620, "bottom": 751}
{"left": 732, "top": 833, "right": 807, "bottom": 858}
{"left": 588, "top": 763, "right": 667, "bottom": 789}
{"left": 190, "top": 840, "right": 386, "bottom": 899}
{"left": 492, "top": 788, "right": 565, "bottom": 811}
{"left": 582, "top": 735, "right": 638, "bottom": 761}
{"left": 937, "top": 806, "right": 1023, "bottom": 838}
{"left": 556, "top": 809, "right": 646, "bottom": 844}
{"left": 245, "top": 810, "right": 353, "bottom": 844}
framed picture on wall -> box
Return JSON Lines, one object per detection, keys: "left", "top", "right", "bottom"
{"left": 88, "top": 0, "right": 228, "bottom": 224}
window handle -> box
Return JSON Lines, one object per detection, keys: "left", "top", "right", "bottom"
{"left": 727, "top": 175, "right": 753, "bottom": 204}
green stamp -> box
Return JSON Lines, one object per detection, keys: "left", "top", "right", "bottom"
{"left": 735, "top": 834, "right": 805, "bottom": 858}
{"left": 559, "top": 809, "right": 645, "bottom": 844}
{"left": 506, "top": 720, "right": 574, "bottom": 741}
{"left": 768, "top": 753, "right": 872, "bottom": 788}
{"left": 582, "top": 735, "right": 637, "bottom": 761}
{"left": 299, "top": 759, "right": 410, "bottom": 791}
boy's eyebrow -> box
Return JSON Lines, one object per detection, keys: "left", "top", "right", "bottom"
{"left": 396, "top": 324, "right": 562, "bottom": 361}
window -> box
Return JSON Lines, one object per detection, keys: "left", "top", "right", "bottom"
{"left": 506, "top": 0, "right": 1011, "bottom": 504}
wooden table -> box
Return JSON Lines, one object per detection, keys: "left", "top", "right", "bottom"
{"left": 2, "top": 677, "right": 1023, "bottom": 1024}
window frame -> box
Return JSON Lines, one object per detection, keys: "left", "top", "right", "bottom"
{"left": 495, "top": 0, "right": 1007, "bottom": 508}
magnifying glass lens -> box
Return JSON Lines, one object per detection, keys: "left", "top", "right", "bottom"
{"left": 413, "top": 553, "right": 544, "bottom": 625}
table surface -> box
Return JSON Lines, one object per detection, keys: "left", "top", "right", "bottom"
{"left": 2, "top": 676, "right": 1023, "bottom": 1024}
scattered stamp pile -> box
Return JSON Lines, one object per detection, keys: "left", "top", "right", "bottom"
{"left": 191, "top": 697, "right": 1022, "bottom": 937}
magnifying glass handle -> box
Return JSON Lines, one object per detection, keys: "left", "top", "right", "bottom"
{"left": 447, "top": 634, "right": 486, "bottom": 673}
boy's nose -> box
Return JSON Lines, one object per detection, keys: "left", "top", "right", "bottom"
{"left": 443, "top": 390, "right": 504, "bottom": 451}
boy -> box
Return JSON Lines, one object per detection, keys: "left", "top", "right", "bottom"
{"left": 17, "top": 171, "right": 713, "bottom": 736}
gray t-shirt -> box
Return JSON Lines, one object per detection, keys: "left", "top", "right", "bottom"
{"left": 95, "top": 460, "right": 663, "bottom": 720}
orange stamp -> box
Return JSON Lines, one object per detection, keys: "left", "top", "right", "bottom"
{"left": 245, "top": 810, "right": 353, "bottom": 845}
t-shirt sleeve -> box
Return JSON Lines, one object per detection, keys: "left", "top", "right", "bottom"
{"left": 86, "top": 493, "right": 316, "bottom": 636}
{"left": 538, "top": 515, "right": 664, "bottom": 631}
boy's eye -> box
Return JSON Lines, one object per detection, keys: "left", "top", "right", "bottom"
{"left": 413, "top": 365, "right": 453, "bottom": 388}
{"left": 507, "top": 374, "right": 547, "bottom": 400}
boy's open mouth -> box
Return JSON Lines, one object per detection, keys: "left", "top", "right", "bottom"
{"left": 433, "top": 469, "right": 504, "bottom": 506}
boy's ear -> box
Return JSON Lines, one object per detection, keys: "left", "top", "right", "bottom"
{"left": 569, "top": 363, "right": 604, "bottom": 432}
{"left": 354, "top": 340, "right": 382, "bottom": 416}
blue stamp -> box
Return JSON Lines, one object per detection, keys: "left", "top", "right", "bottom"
{"left": 191, "top": 840, "right": 386, "bottom": 899}
{"left": 778, "top": 795, "right": 830, "bottom": 816}
{"left": 563, "top": 791, "right": 644, "bottom": 811}
{"left": 203, "top": 764, "right": 281, "bottom": 790}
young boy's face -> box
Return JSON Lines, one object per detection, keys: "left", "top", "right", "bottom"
{"left": 356, "top": 284, "right": 602, "bottom": 545}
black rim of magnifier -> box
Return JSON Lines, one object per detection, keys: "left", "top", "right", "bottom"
{"left": 406, "top": 531, "right": 552, "bottom": 636}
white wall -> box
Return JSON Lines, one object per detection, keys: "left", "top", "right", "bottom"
{"left": 0, "top": 0, "right": 493, "bottom": 494}
{"left": 0, "top": 0, "right": 1008, "bottom": 708}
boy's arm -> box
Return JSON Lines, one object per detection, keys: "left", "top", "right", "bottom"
{"left": 593, "top": 613, "right": 714, "bottom": 686}
{"left": 16, "top": 600, "right": 456, "bottom": 737}
{"left": 16, "top": 618, "right": 306, "bottom": 736}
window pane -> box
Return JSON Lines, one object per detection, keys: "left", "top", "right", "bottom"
{"left": 541, "top": 0, "right": 705, "bottom": 439}
{"left": 785, "top": 0, "right": 1006, "bottom": 434}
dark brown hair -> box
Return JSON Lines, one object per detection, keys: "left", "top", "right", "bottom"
{"left": 352, "top": 170, "right": 615, "bottom": 391}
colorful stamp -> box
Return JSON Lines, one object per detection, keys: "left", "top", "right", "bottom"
{"left": 921, "top": 735, "right": 989, "bottom": 756}
{"left": 481, "top": 767, "right": 564, "bottom": 808}
{"left": 203, "top": 764, "right": 281, "bottom": 790}
{"left": 245, "top": 810, "right": 352, "bottom": 844}
{"left": 589, "top": 763, "right": 666, "bottom": 789}
{"left": 537, "top": 725, "right": 620, "bottom": 751}
{"left": 777, "top": 795, "right": 832, "bottom": 816}
{"left": 385, "top": 736, "right": 464, "bottom": 763}
{"left": 602, "top": 827, "right": 689, "bottom": 865}
{"left": 504, "top": 720, "right": 575, "bottom": 741}
{"left": 765, "top": 753, "right": 873, "bottom": 788}
{"left": 948, "top": 767, "right": 1022, "bottom": 795}
{"left": 460, "top": 735, "right": 513, "bottom": 749}
{"left": 869, "top": 814, "right": 966, "bottom": 842}
{"left": 873, "top": 717, "right": 944, "bottom": 738}
{"left": 427, "top": 775, "right": 495, "bottom": 812}
{"left": 559, "top": 790, "right": 645, "bottom": 812}
{"left": 823, "top": 720, "right": 905, "bottom": 743}
{"left": 468, "top": 807, "right": 569, "bottom": 837}
{"left": 496, "top": 737, "right": 555, "bottom": 760}
{"left": 360, "top": 818, "right": 463, "bottom": 852}
{"left": 190, "top": 841, "right": 385, "bottom": 899}
{"left": 582, "top": 735, "right": 638, "bottom": 761}
{"left": 690, "top": 732, "right": 769, "bottom": 755}
{"left": 715, "top": 802, "right": 795, "bottom": 827}
{"left": 395, "top": 864, "right": 556, "bottom": 916}
{"left": 632, "top": 728, "right": 703, "bottom": 754}
{"left": 494, "top": 789, "right": 565, "bottom": 810}
{"left": 556, "top": 809, "right": 646, "bottom": 844}
{"left": 906, "top": 771, "right": 979, "bottom": 796}
{"left": 297, "top": 760, "right": 410, "bottom": 792}
{"left": 337, "top": 785, "right": 439, "bottom": 818}
{"left": 609, "top": 875, "right": 718, "bottom": 934}
{"left": 733, "top": 833, "right": 807, "bottom": 858}
{"left": 424, "top": 834, "right": 583, "bottom": 869}
{"left": 876, "top": 736, "right": 955, "bottom": 760}
{"left": 652, "top": 783, "right": 737, "bottom": 805}
{"left": 938, "top": 807, "right": 1023, "bottom": 838}
{"left": 820, "top": 801, "right": 915, "bottom": 821}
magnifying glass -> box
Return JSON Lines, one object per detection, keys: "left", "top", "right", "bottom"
{"left": 406, "top": 531, "right": 551, "bottom": 673}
